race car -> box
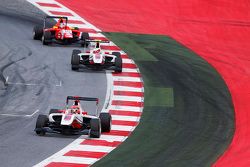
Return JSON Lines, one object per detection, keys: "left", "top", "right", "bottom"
{"left": 33, "top": 16, "right": 89, "bottom": 46}
{"left": 71, "top": 40, "right": 122, "bottom": 73}
{"left": 34, "top": 96, "right": 111, "bottom": 138}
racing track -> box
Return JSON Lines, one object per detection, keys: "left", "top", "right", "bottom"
{"left": 0, "top": 2, "right": 107, "bottom": 167}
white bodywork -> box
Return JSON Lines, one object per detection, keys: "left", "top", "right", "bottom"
{"left": 79, "top": 42, "right": 117, "bottom": 64}
{"left": 48, "top": 103, "right": 98, "bottom": 126}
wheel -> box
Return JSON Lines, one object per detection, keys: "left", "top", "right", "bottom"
{"left": 71, "top": 49, "right": 81, "bottom": 70}
{"left": 113, "top": 52, "right": 122, "bottom": 73}
{"left": 35, "top": 114, "right": 49, "bottom": 136}
{"left": 99, "top": 112, "right": 112, "bottom": 132}
{"left": 42, "top": 31, "right": 52, "bottom": 45}
{"left": 81, "top": 32, "right": 90, "bottom": 47}
{"left": 49, "top": 109, "right": 61, "bottom": 114}
{"left": 89, "top": 118, "right": 101, "bottom": 138}
{"left": 33, "top": 25, "right": 43, "bottom": 40}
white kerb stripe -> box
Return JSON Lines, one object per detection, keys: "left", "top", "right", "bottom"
{"left": 97, "top": 135, "right": 127, "bottom": 141}
{"left": 112, "top": 115, "right": 139, "bottom": 122}
{"left": 122, "top": 59, "right": 134, "bottom": 64}
{"left": 71, "top": 145, "right": 114, "bottom": 152}
{"left": 109, "top": 105, "right": 143, "bottom": 112}
{"left": 52, "top": 156, "right": 98, "bottom": 165}
{"left": 113, "top": 86, "right": 143, "bottom": 92}
{"left": 112, "top": 95, "right": 143, "bottom": 102}
{"left": 111, "top": 125, "right": 135, "bottom": 131}
{"left": 122, "top": 68, "right": 140, "bottom": 73}
{"left": 113, "top": 76, "right": 142, "bottom": 82}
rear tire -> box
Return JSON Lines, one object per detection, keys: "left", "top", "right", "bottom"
{"left": 81, "top": 32, "right": 90, "bottom": 47}
{"left": 113, "top": 52, "right": 122, "bottom": 73}
{"left": 35, "top": 115, "right": 49, "bottom": 136}
{"left": 89, "top": 118, "right": 101, "bottom": 138}
{"left": 33, "top": 25, "right": 43, "bottom": 40}
{"left": 99, "top": 112, "right": 112, "bottom": 132}
{"left": 71, "top": 49, "right": 81, "bottom": 70}
{"left": 42, "top": 31, "right": 52, "bottom": 45}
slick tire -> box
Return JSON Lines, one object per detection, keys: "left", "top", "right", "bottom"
{"left": 113, "top": 52, "right": 122, "bottom": 73}
{"left": 71, "top": 49, "right": 81, "bottom": 71}
{"left": 49, "top": 109, "right": 61, "bottom": 114}
{"left": 33, "top": 25, "right": 43, "bottom": 40}
{"left": 89, "top": 118, "right": 101, "bottom": 138}
{"left": 35, "top": 114, "right": 49, "bottom": 136}
{"left": 99, "top": 112, "right": 112, "bottom": 132}
{"left": 81, "top": 32, "right": 90, "bottom": 47}
{"left": 42, "top": 31, "right": 52, "bottom": 45}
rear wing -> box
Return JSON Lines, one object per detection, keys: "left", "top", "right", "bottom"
{"left": 44, "top": 16, "right": 68, "bottom": 28}
{"left": 66, "top": 96, "right": 99, "bottom": 116}
{"left": 66, "top": 96, "right": 99, "bottom": 104}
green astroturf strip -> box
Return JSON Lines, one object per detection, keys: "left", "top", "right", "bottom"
{"left": 93, "top": 33, "right": 234, "bottom": 167}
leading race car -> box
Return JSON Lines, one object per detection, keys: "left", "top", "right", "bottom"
{"left": 33, "top": 16, "right": 89, "bottom": 46}
{"left": 71, "top": 40, "right": 122, "bottom": 73}
{"left": 34, "top": 96, "right": 111, "bottom": 138}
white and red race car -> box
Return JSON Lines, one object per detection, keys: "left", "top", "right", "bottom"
{"left": 71, "top": 40, "right": 122, "bottom": 72}
{"left": 35, "top": 96, "right": 111, "bottom": 138}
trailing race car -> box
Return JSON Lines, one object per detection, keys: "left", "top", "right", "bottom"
{"left": 35, "top": 96, "right": 111, "bottom": 138}
{"left": 71, "top": 40, "right": 122, "bottom": 73}
{"left": 33, "top": 16, "right": 89, "bottom": 46}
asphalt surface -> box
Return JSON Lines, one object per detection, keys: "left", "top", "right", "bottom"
{"left": 93, "top": 33, "right": 234, "bottom": 167}
{"left": 0, "top": 1, "right": 107, "bottom": 167}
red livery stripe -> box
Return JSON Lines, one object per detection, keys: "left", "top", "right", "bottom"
{"left": 114, "top": 90, "right": 144, "bottom": 97}
{"left": 101, "top": 45, "right": 120, "bottom": 51}
{"left": 113, "top": 72, "right": 141, "bottom": 77}
{"left": 112, "top": 120, "right": 138, "bottom": 126}
{"left": 103, "top": 130, "right": 130, "bottom": 136}
{"left": 37, "top": 2, "right": 60, "bottom": 7}
{"left": 81, "top": 140, "right": 122, "bottom": 147}
{"left": 49, "top": 11, "right": 73, "bottom": 16}
{"left": 114, "top": 81, "right": 143, "bottom": 88}
{"left": 46, "top": 162, "right": 89, "bottom": 167}
{"left": 64, "top": 151, "right": 106, "bottom": 158}
{"left": 112, "top": 100, "right": 144, "bottom": 107}
{"left": 122, "top": 63, "right": 137, "bottom": 69}
{"left": 110, "top": 110, "right": 142, "bottom": 117}
{"left": 68, "top": 20, "right": 85, "bottom": 24}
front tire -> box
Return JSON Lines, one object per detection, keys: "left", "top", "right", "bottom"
{"left": 89, "top": 118, "right": 101, "bottom": 138}
{"left": 99, "top": 112, "right": 112, "bottom": 132}
{"left": 35, "top": 115, "right": 49, "bottom": 136}
{"left": 71, "top": 49, "right": 81, "bottom": 70}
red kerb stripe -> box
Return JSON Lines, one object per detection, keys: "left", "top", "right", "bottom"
{"left": 112, "top": 100, "right": 144, "bottom": 107}
{"left": 112, "top": 120, "right": 138, "bottom": 126}
{"left": 103, "top": 130, "right": 131, "bottom": 136}
{"left": 121, "top": 54, "right": 129, "bottom": 59}
{"left": 123, "top": 63, "right": 137, "bottom": 68}
{"left": 68, "top": 20, "right": 85, "bottom": 24}
{"left": 37, "top": 2, "right": 60, "bottom": 7}
{"left": 112, "top": 72, "right": 141, "bottom": 77}
{"left": 79, "top": 28, "right": 97, "bottom": 33}
{"left": 114, "top": 91, "right": 144, "bottom": 97}
{"left": 101, "top": 45, "right": 120, "bottom": 51}
{"left": 64, "top": 151, "right": 106, "bottom": 158}
{"left": 81, "top": 139, "right": 122, "bottom": 147}
{"left": 49, "top": 11, "right": 73, "bottom": 16}
{"left": 110, "top": 110, "right": 142, "bottom": 117}
{"left": 113, "top": 81, "right": 143, "bottom": 88}
{"left": 46, "top": 162, "right": 89, "bottom": 167}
